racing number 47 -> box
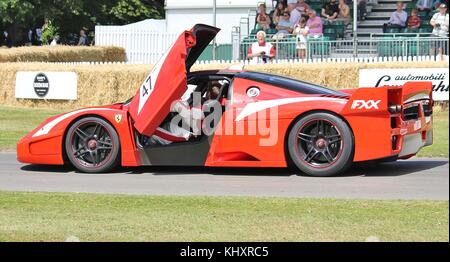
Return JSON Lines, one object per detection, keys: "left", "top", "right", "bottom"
{"left": 142, "top": 76, "right": 152, "bottom": 97}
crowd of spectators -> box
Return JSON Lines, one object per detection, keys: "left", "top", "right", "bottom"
{"left": 1, "top": 19, "right": 91, "bottom": 48}
{"left": 255, "top": 0, "right": 449, "bottom": 33}
{"left": 255, "top": 0, "right": 352, "bottom": 34}
{"left": 249, "top": 0, "right": 448, "bottom": 62}
{"left": 251, "top": 0, "right": 353, "bottom": 62}
{"left": 257, "top": 0, "right": 448, "bottom": 36}
{"left": 383, "top": 1, "right": 448, "bottom": 34}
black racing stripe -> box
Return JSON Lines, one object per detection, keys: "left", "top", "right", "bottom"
{"left": 235, "top": 71, "right": 349, "bottom": 96}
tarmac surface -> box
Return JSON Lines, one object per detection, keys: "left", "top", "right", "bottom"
{"left": 0, "top": 152, "right": 448, "bottom": 200}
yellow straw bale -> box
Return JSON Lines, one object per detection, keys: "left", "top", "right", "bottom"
{"left": 0, "top": 46, "right": 126, "bottom": 63}
{"left": 0, "top": 60, "right": 447, "bottom": 110}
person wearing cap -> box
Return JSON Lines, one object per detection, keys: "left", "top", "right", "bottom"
{"left": 432, "top": 0, "right": 447, "bottom": 10}
{"left": 430, "top": 4, "right": 449, "bottom": 58}
{"left": 247, "top": 31, "right": 276, "bottom": 64}
{"left": 431, "top": 3, "right": 449, "bottom": 37}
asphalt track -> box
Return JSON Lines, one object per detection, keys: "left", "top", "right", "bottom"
{"left": 0, "top": 152, "right": 448, "bottom": 200}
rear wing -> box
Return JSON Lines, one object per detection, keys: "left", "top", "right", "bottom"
{"left": 341, "top": 81, "right": 433, "bottom": 115}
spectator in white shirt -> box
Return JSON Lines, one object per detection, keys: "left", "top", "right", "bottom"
{"left": 430, "top": 4, "right": 449, "bottom": 58}
{"left": 50, "top": 35, "right": 59, "bottom": 46}
{"left": 293, "top": 18, "right": 309, "bottom": 60}
{"left": 431, "top": 3, "right": 449, "bottom": 36}
{"left": 247, "top": 31, "right": 276, "bottom": 64}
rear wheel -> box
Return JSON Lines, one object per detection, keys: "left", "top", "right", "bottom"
{"left": 288, "top": 112, "right": 354, "bottom": 177}
{"left": 65, "top": 117, "right": 120, "bottom": 173}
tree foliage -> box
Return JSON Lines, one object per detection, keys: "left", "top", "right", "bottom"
{"left": 1, "top": 0, "right": 164, "bottom": 37}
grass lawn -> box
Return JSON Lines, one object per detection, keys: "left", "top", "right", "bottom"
{"left": 0, "top": 106, "right": 448, "bottom": 157}
{"left": 0, "top": 191, "right": 447, "bottom": 242}
{"left": 0, "top": 106, "right": 65, "bottom": 151}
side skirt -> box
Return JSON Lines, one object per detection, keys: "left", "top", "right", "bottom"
{"left": 137, "top": 135, "right": 214, "bottom": 166}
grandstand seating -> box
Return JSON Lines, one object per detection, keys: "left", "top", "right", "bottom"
{"left": 323, "top": 28, "right": 337, "bottom": 40}
{"left": 400, "top": 27, "right": 418, "bottom": 34}
{"left": 386, "top": 27, "right": 400, "bottom": 34}
{"left": 237, "top": 0, "right": 446, "bottom": 60}
{"left": 418, "top": 27, "right": 433, "bottom": 34}
{"left": 266, "top": 28, "right": 278, "bottom": 35}
{"left": 377, "top": 35, "right": 438, "bottom": 57}
{"left": 249, "top": 0, "right": 438, "bottom": 37}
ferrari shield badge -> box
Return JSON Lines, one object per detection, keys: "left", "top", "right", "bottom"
{"left": 115, "top": 114, "right": 122, "bottom": 123}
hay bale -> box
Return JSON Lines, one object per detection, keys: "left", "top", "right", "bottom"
{"left": 0, "top": 62, "right": 150, "bottom": 110}
{"left": 0, "top": 46, "right": 126, "bottom": 63}
{"left": 0, "top": 61, "right": 447, "bottom": 111}
{"left": 193, "top": 60, "right": 448, "bottom": 89}
{"left": 242, "top": 61, "right": 449, "bottom": 89}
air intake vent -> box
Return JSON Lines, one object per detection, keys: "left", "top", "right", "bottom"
{"left": 403, "top": 105, "right": 419, "bottom": 120}
{"left": 423, "top": 104, "right": 433, "bottom": 117}
{"left": 320, "top": 94, "right": 349, "bottom": 99}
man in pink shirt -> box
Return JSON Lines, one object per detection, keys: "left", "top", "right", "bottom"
{"left": 306, "top": 10, "right": 323, "bottom": 36}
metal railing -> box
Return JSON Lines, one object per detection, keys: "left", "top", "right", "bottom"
{"left": 236, "top": 34, "right": 449, "bottom": 62}
{"left": 369, "top": 33, "right": 436, "bottom": 40}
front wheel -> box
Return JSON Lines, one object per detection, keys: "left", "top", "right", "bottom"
{"left": 287, "top": 112, "right": 354, "bottom": 177}
{"left": 65, "top": 117, "right": 120, "bottom": 173}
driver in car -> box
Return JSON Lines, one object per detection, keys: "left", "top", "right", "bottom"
{"left": 146, "top": 82, "right": 221, "bottom": 146}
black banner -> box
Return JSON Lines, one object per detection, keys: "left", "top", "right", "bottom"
{"left": 0, "top": 242, "right": 448, "bottom": 260}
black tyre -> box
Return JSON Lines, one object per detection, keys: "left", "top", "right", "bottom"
{"left": 65, "top": 117, "right": 120, "bottom": 173}
{"left": 287, "top": 112, "right": 354, "bottom": 177}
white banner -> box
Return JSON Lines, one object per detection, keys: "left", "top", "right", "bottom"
{"left": 359, "top": 68, "right": 449, "bottom": 101}
{"left": 15, "top": 71, "right": 77, "bottom": 100}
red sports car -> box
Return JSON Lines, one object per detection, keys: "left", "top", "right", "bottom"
{"left": 17, "top": 24, "right": 434, "bottom": 176}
